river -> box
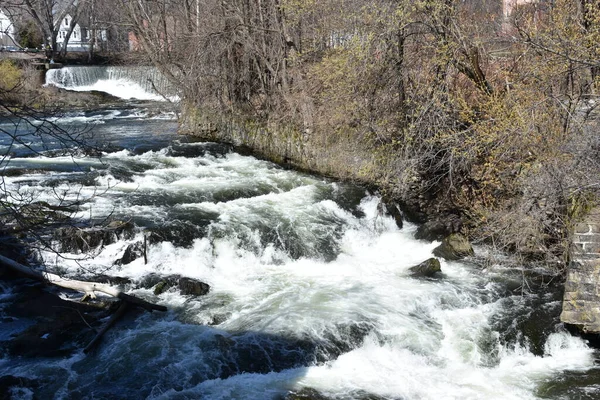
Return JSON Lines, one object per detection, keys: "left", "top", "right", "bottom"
{"left": 0, "top": 67, "right": 599, "bottom": 399}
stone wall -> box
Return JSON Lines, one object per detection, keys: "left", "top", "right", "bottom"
{"left": 561, "top": 208, "right": 600, "bottom": 333}
{"left": 179, "top": 106, "right": 395, "bottom": 188}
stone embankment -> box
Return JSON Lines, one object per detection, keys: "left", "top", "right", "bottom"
{"left": 561, "top": 207, "right": 600, "bottom": 333}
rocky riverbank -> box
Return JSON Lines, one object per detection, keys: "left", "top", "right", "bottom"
{"left": 0, "top": 85, "right": 164, "bottom": 117}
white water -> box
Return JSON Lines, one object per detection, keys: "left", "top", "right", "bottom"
{"left": 1, "top": 114, "right": 597, "bottom": 399}
{"left": 45, "top": 66, "right": 178, "bottom": 101}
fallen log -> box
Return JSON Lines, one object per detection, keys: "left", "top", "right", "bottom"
{"left": 0, "top": 253, "right": 166, "bottom": 312}
{"left": 1, "top": 253, "right": 167, "bottom": 353}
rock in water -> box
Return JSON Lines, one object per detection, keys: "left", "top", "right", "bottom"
{"left": 409, "top": 258, "right": 441, "bottom": 277}
{"left": 115, "top": 242, "right": 144, "bottom": 265}
{"left": 284, "top": 388, "right": 331, "bottom": 400}
{"left": 284, "top": 388, "right": 385, "bottom": 400}
{"left": 54, "top": 221, "right": 134, "bottom": 254}
{"left": 154, "top": 278, "right": 183, "bottom": 295}
{"left": 179, "top": 277, "right": 210, "bottom": 296}
{"left": 383, "top": 201, "right": 403, "bottom": 229}
{"left": 432, "top": 234, "right": 474, "bottom": 260}
{"left": 137, "top": 273, "right": 180, "bottom": 295}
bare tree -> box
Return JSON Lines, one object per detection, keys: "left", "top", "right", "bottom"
{"left": 113, "top": 0, "right": 600, "bottom": 264}
{"left": 3, "top": 0, "right": 79, "bottom": 59}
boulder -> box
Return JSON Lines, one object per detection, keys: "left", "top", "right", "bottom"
{"left": 138, "top": 273, "right": 180, "bottom": 295}
{"left": 54, "top": 220, "right": 134, "bottom": 254}
{"left": 432, "top": 234, "right": 474, "bottom": 260}
{"left": 209, "top": 313, "right": 231, "bottom": 325}
{"left": 284, "top": 388, "right": 385, "bottom": 400}
{"left": 409, "top": 258, "right": 441, "bottom": 277}
{"left": 153, "top": 280, "right": 172, "bottom": 296}
{"left": 93, "top": 274, "right": 133, "bottom": 287}
{"left": 144, "top": 222, "right": 205, "bottom": 247}
{"left": 105, "top": 220, "right": 135, "bottom": 237}
{"left": 179, "top": 277, "right": 210, "bottom": 296}
{"left": 415, "top": 215, "right": 462, "bottom": 242}
{"left": 114, "top": 241, "right": 144, "bottom": 265}
{"left": 54, "top": 226, "right": 104, "bottom": 253}
{"left": 382, "top": 200, "right": 403, "bottom": 229}
{"left": 284, "top": 388, "right": 331, "bottom": 400}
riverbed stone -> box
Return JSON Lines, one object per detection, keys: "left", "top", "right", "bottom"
{"left": 382, "top": 200, "right": 403, "bottom": 229}
{"left": 409, "top": 258, "right": 441, "bottom": 277}
{"left": 432, "top": 234, "right": 474, "bottom": 260}
{"left": 179, "top": 277, "right": 210, "bottom": 296}
{"left": 114, "top": 241, "right": 145, "bottom": 265}
{"left": 138, "top": 273, "right": 180, "bottom": 294}
{"left": 284, "top": 388, "right": 331, "bottom": 400}
{"left": 284, "top": 388, "right": 386, "bottom": 400}
{"left": 54, "top": 220, "right": 135, "bottom": 253}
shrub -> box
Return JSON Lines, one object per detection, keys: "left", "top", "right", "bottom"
{"left": 0, "top": 60, "right": 23, "bottom": 93}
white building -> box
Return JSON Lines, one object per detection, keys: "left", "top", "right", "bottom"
{"left": 0, "top": 9, "right": 16, "bottom": 47}
{"left": 503, "top": 0, "right": 537, "bottom": 17}
{"left": 56, "top": 13, "right": 107, "bottom": 52}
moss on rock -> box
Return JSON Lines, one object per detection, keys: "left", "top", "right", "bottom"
{"left": 432, "top": 234, "right": 474, "bottom": 261}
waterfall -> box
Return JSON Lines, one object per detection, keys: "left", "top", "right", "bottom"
{"left": 45, "top": 66, "right": 178, "bottom": 101}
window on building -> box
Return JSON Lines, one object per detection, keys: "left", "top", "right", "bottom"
{"left": 74, "top": 31, "right": 77, "bottom": 39}
{"left": 65, "top": 18, "right": 69, "bottom": 26}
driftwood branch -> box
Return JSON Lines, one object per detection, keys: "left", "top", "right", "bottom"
{"left": 1, "top": 253, "right": 167, "bottom": 354}
{"left": 84, "top": 302, "right": 129, "bottom": 354}
{"left": 0, "top": 253, "right": 166, "bottom": 312}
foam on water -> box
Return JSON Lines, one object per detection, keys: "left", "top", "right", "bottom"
{"left": 43, "top": 110, "right": 177, "bottom": 125}
{"left": 2, "top": 127, "right": 597, "bottom": 399}
{"left": 53, "top": 78, "right": 168, "bottom": 101}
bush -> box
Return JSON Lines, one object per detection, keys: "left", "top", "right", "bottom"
{"left": 0, "top": 60, "right": 22, "bottom": 93}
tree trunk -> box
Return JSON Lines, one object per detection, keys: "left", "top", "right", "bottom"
{"left": 60, "top": 14, "right": 81, "bottom": 59}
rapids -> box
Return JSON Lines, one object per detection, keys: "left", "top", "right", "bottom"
{"left": 1, "top": 104, "right": 599, "bottom": 399}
